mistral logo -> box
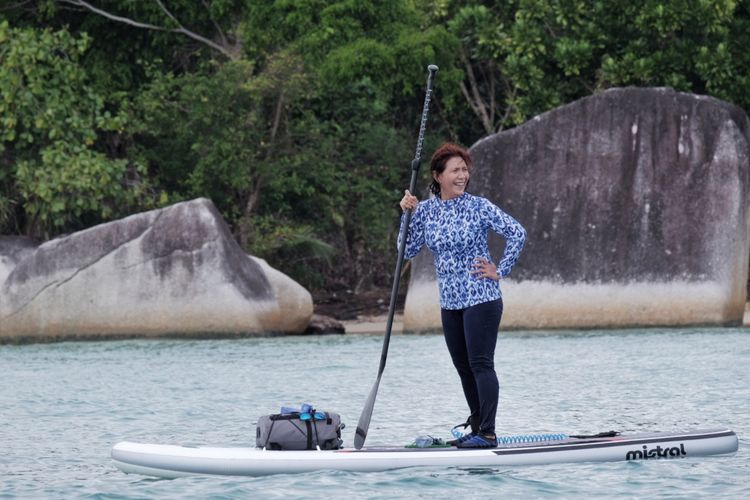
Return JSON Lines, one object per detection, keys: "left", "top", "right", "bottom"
{"left": 625, "top": 443, "right": 687, "bottom": 460}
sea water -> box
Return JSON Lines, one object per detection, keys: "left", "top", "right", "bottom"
{"left": 1, "top": 328, "right": 748, "bottom": 498}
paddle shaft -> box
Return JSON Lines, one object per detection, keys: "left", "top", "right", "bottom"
{"left": 354, "top": 65, "right": 438, "bottom": 449}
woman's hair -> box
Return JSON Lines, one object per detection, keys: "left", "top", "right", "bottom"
{"left": 429, "top": 142, "right": 472, "bottom": 196}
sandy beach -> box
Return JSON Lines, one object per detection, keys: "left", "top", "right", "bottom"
{"left": 341, "top": 314, "right": 403, "bottom": 334}
{"left": 344, "top": 303, "right": 750, "bottom": 334}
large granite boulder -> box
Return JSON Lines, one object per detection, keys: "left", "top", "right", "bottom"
{"left": 405, "top": 87, "right": 750, "bottom": 330}
{"left": 0, "top": 198, "right": 313, "bottom": 341}
{"left": 0, "top": 236, "right": 38, "bottom": 286}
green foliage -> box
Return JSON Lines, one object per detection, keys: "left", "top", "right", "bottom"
{"left": 0, "top": 22, "right": 146, "bottom": 237}
{"left": 1, "top": 1, "right": 749, "bottom": 291}
{"left": 127, "top": 2, "right": 447, "bottom": 289}
{"left": 15, "top": 143, "right": 140, "bottom": 229}
{"left": 594, "top": 0, "right": 737, "bottom": 91}
{"left": 247, "top": 216, "right": 335, "bottom": 288}
{"left": 129, "top": 55, "right": 349, "bottom": 288}
{"left": 438, "top": 0, "right": 749, "bottom": 132}
{"left": 134, "top": 60, "right": 265, "bottom": 219}
{"left": 246, "top": 0, "right": 464, "bottom": 127}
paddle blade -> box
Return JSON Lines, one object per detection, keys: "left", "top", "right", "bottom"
{"left": 353, "top": 376, "right": 382, "bottom": 449}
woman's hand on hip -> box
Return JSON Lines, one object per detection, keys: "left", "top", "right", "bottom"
{"left": 471, "top": 257, "right": 500, "bottom": 281}
{"left": 400, "top": 190, "right": 418, "bottom": 212}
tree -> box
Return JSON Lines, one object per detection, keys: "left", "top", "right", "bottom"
{"left": 439, "top": 0, "right": 749, "bottom": 135}
{"left": 5, "top": 1, "right": 746, "bottom": 293}
{"left": 0, "top": 22, "right": 147, "bottom": 238}
{"left": 55, "top": 0, "right": 244, "bottom": 60}
{"left": 133, "top": 53, "right": 314, "bottom": 239}
{"left": 233, "top": 0, "right": 466, "bottom": 288}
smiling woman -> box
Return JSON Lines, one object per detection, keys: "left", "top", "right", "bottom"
{"left": 397, "top": 142, "right": 527, "bottom": 448}
{"left": 428, "top": 143, "right": 472, "bottom": 200}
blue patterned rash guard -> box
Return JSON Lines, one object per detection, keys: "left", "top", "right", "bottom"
{"left": 398, "top": 192, "right": 526, "bottom": 310}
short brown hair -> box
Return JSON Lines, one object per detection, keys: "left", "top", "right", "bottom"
{"left": 429, "top": 143, "right": 472, "bottom": 196}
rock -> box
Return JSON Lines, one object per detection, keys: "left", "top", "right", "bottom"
{"left": 405, "top": 87, "right": 750, "bottom": 330}
{"left": 0, "top": 236, "right": 38, "bottom": 286}
{"left": 0, "top": 198, "right": 313, "bottom": 341}
{"left": 303, "top": 314, "right": 345, "bottom": 335}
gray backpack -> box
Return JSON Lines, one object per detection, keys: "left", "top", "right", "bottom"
{"left": 256, "top": 410, "right": 344, "bottom": 450}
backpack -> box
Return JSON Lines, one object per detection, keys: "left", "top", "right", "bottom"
{"left": 256, "top": 404, "right": 344, "bottom": 450}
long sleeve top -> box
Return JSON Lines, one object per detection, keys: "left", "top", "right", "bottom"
{"left": 398, "top": 192, "right": 526, "bottom": 310}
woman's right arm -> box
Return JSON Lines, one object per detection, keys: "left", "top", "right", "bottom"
{"left": 397, "top": 190, "right": 425, "bottom": 259}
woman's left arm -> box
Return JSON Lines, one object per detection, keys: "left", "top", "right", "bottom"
{"left": 483, "top": 199, "right": 527, "bottom": 278}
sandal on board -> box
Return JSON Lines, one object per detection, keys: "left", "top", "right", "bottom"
{"left": 456, "top": 434, "right": 498, "bottom": 449}
{"left": 447, "top": 433, "right": 475, "bottom": 447}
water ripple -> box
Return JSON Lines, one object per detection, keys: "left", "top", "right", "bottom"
{"left": 1, "top": 328, "right": 748, "bottom": 498}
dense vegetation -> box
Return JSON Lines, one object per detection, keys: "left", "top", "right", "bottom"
{"left": 2, "top": 0, "right": 748, "bottom": 295}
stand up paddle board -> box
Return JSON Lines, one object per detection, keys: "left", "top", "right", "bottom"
{"left": 111, "top": 428, "right": 738, "bottom": 478}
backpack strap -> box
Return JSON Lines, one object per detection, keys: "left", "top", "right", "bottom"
{"left": 263, "top": 418, "right": 277, "bottom": 450}
{"left": 305, "top": 420, "right": 313, "bottom": 450}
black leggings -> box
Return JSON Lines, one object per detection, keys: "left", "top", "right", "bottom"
{"left": 441, "top": 298, "right": 503, "bottom": 436}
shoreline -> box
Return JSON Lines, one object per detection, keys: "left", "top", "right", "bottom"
{"left": 343, "top": 303, "right": 750, "bottom": 334}
{"left": 341, "top": 314, "right": 403, "bottom": 334}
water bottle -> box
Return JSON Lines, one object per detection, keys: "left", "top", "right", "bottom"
{"left": 414, "top": 435, "right": 434, "bottom": 448}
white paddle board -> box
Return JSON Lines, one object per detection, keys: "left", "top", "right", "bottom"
{"left": 111, "top": 428, "right": 738, "bottom": 478}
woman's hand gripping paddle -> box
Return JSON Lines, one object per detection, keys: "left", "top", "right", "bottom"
{"left": 354, "top": 64, "right": 439, "bottom": 450}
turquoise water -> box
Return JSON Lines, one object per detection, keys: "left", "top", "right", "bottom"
{"left": 1, "top": 328, "right": 749, "bottom": 498}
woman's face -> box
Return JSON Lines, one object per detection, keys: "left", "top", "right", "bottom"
{"left": 434, "top": 156, "right": 470, "bottom": 200}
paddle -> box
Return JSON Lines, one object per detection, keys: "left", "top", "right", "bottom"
{"left": 354, "top": 64, "right": 439, "bottom": 450}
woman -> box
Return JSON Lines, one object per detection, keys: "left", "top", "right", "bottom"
{"left": 398, "top": 142, "right": 526, "bottom": 448}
